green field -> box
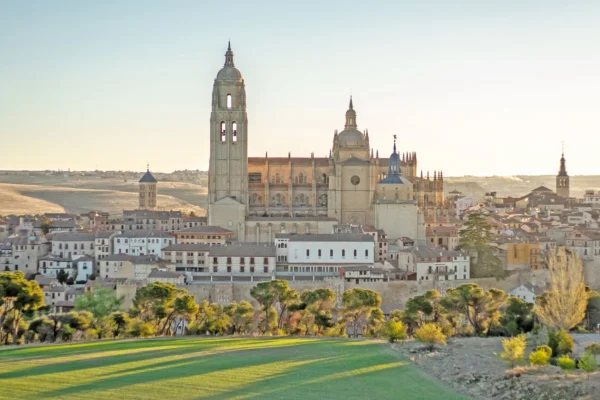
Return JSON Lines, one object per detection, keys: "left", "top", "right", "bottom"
{"left": 0, "top": 337, "right": 464, "bottom": 399}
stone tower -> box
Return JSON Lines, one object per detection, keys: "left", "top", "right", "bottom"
{"left": 139, "top": 165, "right": 157, "bottom": 209}
{"left": 208, "top": 41, "right": 248, "bottom": 205}
{"left": 556, "top": 147, "right": 569, "bottom": 198}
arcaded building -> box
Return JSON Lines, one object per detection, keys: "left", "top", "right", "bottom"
{"left": 207, "top": 43, "right": 443, "bottom": 242}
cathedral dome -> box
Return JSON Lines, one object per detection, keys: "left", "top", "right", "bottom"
{"left": 216, "top": 66, "right": 242, "bottom": 82}
{"left": 337, "top": 96, "right": 365, "bottom": 148}
{"left": 337, "top": 129, "right": 365, "bottom": 147}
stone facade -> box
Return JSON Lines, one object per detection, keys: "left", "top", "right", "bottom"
{"left": 207, "top": 43, "right": 446, "bottom": 242}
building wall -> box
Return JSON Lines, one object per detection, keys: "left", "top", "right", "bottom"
{"left": 373, "top": 202, "right": 418, "bottom": 240}
{"left": 287, "top": 240, "right": 374, "bottom": 264}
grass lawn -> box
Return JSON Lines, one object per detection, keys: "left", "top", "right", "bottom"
{"left": 0, "top": 337, "right": 464, "bottom": 399}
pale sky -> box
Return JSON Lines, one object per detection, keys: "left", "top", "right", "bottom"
{"left": 1, "top": 1, "right": 599, "bottom": 176}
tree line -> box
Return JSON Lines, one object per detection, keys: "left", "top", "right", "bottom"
{"left": 0, "top": 247, "right": 597, "bottom": 345}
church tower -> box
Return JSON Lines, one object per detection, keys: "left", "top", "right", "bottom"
{"left": 139, "top": 165, "right": 157, "bottom": 209}
{"left": 207, "top": 42, "right": 249, "bottom": 237}
{"left": 208, "top": 41, "right": 248, "bottom": 204}
{"left": 556, "top": 147, "right": 570, "bottom": 198}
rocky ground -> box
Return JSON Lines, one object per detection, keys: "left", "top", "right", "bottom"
{"left": 393, "top": 337, "right": 600, "bottom": 400}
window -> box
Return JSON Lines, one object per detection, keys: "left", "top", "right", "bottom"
{"left": 353, "top": 249, "right": 357, "bottom": 258}
{"left": 248, "top": 172, "right": 262, "bottom": 184}
{"left": 226, "top": 94, "right": 232, "bottom": 109}
{"left": 227, "top": 266, "right": 231, "bottom": 273}
{"left": 306, "top": 249, "right": 310, "bottom": 257}
{"left": 365, "top": 249, "right": 368, "bottom": 258}
{"left": 263, "top": 266, "right": 268, "bottom": 273}
{"left": 250, "top": 257, "right": 255, "bottom": 264}
{"left": 250, "top": 266, "right": 255, "bottom": 273}
{"left": 232, "top": 122, "right": 237, "bottom": 142}
{"left": 227, "top": 257, "right": 232, "bottom": 264}
{"left": 318, "top": 249, "right": 322, "bottom": 258}
{"left": 213, "top": 257, "right": 217, "bottom": 263}
{"left": 220, "top": 121, "right": 226, "bottom": 142}
{"left": 263, "top": 257, "right": 268, "bottom": 264}
{"left": 213, "top": 266, "right": 218, "bottom": 272}
{"left": 342, "top": 250, "right": 345, "bottom": 258}
{"left": 330, "top": 249, "right": 333, "bottom": 258}
{"left": 240, "top": 265, "right": 245, "bottom": 273}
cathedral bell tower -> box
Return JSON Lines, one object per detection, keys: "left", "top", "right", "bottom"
{"left": 208, "top": 41, "right": 248, "bottom": 205}
{"left": 207, "top": 42, "right": 249, "bottom": 237}
{"left": 556, "top": 146, "right": 569, "bottom": 198}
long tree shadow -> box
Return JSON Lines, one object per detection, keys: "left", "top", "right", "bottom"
{"left": 1, "top": 338, "right": 333, "bottom": 384}
{"left": 37, "top": 341, "right": 398, "bottom": 399}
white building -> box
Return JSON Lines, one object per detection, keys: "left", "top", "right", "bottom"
{"left": 455, "top": 196, "right": 476, "bottom": 218}
{"left": 38, "top": 255, "right": 75, "bottom": 279}
{"left": 565, "top": 230, "right": 600, "bottom": 261}
{"left": 94, "top": 231, "right": 117, "bottom": 262}
{"left": 509, "top": 283, "right": 544, "bottom": 304}
{"left": 206, "top": 245, "right": 276, "bottom": 282}
{"left": 113, "top": 230, "right": 175, "bottom": 257}
{"left": 162, "top": 243, "right": 212, "bottom": 276}
{"left": 583, "top": 190, "right": 600, "bottom": 207}
{"left": 340, "top": 265, "right": 387, "bottom": 283}
{"left": 122, "top": 209, "right": 184, "bottom": 232}
{"left": 50, "top": 232, "right": 95, "bottom": 259}
{"left": 275, "top": 233, "right": 375, "bottom": 279}
{"left": 397, "top": 246, "right": 470, "bottom": 282}
{"left": 74, "top": 255, "right": 95, "bottom": 283}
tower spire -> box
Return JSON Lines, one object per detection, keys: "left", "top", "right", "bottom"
{"left": 349, "top": 95, "right": 353, "bottom": 110}
{"left": 393, "top": 134, "right": 397, "bottom": 154}
{"left": 224, "top": 41, "right": 234, "bottom": 67}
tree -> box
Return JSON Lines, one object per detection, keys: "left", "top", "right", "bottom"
{"left": 414, "top": 323, "right": 446, "bottom": 351}
{"left": 250, "top": 280, "right": 298, "bottom": 333}
{"left": 0, "top": 271, "right": 45, "bottom": 344}
{"left": 441, "top": 284, "right": 508, "bottom": 336}
{"left": 110, "top": 312, "right": 130, "bottom": 338}
{"left": 547, "top": 329, "right": 573, "bottom": 356}
{"left": 535, "top": 247, "right": 587, "bottom": 330}
{"left": 224, "top": 301, "right": 254, "bottom": 335}
{"left": 74, "top": 287, "right": 123, "bottom": 317}
{"left": 498, "top": 334, "right": 526, "bottom": 368}
{"left": 56, "top": 269, "right": 69, "bottom": 285}
{"left": 381, "top": 320, "right": 407, "bottom": 343}
{"left": 297, "top": 288, "right": 336, "bottom": 336}
{"left": 341, "top": 288, "right": 382, "bottom": 337}
{"left": 458, "top": 213, "right": 504, "bottom": 278}
{"left": 40, "top": 218, "right": 53, "bottom": 235}
{"left": 500, "top": 297, "right": 534, "bottom": 335}
{"left": 193, "top": 300, "right": 231, "bottom": 335}
{"left": 130, "top": 282, "right": 188, "bottom": 335}
{"left": 584, "top": 343, "right": 600, "bottom": 355}
{"left": 578, "top": 352, "right": 597, "bottom": 378}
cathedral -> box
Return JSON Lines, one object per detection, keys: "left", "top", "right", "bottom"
{"left": 208, "top": 43, "right": 445, "bottom": 242}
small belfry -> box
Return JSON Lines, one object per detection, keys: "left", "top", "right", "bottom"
{"left": 139, "top": 164, "right": 158, "bottom": 209}
{"left": 556, "top": 143, "right": 570, "bottom": 198}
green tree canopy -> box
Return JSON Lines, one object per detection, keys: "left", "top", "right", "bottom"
{"left": 0, "top": 271, "right": 45, "bottom": 344}
{"left": 74, "top": 287, "right": 124, "bottom": 317}
{"left": 341, "top": 288, "right": 382, "bottom": 337}
{"left": 458, "top": 213, "right": 504, "bottom": 278}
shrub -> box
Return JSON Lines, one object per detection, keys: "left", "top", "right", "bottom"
{"left": 557, "top": 355, "right": 576, "bottom": 374}
{"left": 536, "top": 345, "right": 553, "bottom": 357}
{"left": 504, "top": 320, "right": 520, "bottom": 337}
{"left": 381, "top": 320, "right": 407, "bottom": 343}
{"left": 584, "top": 343, "right": 600, "bottom": 355}
{"left": 128, "top": 321, "right": 155, "bottom": 338}
{"left": 60, "top": 325, "right": 75, "bottom": 342}
{"left": 498, "top": 334, "right": 527, "bottom": 368}
{"left": 578, "top": 352, "right": 598, "bottom": 376}
{"left": 529, "top": 349, "right": 550, "bottom": 366}
{"left": 547, "top": 329, "right": 573, "bottom": 356}
{"left": 414, "top": 323, "right": 446, "bottom": 351}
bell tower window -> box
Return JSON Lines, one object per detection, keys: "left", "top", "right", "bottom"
{"left": 232, "top": 122, "right": 237, "bottom": 142}
{"left": 220, "top": 121, "right": 226, "bottom": 142}
{"left": 226, "top": 94, "right": 232, "bottom": 109}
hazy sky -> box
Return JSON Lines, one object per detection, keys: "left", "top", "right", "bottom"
{"left": 1, "top": 1, "right": 599, "bottom": 176}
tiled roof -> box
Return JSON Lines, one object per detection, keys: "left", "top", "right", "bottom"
{"left": 50, "top": 233, "right": 96, "bottom": 242}
{"left": 116, "top": 230, "right": 174, "bottom": 238}
{"left": 148, "top": 269, "right": 183, "bottom": 279}
{"left": 162, "top": 243, "right": 213, "bottom": 252}
{"left": 283, "top": 233, "right": 374, "bottom": 243}
{"left": 176, "top": 226, "right": 233, "bottom": 234}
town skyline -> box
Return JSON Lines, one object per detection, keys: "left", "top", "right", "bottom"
{"left": 2, "top": 1, "right": 599, "bottom": 176}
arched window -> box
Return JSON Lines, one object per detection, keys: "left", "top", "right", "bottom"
{"left": 318, "top": 194, "right": 328, "bottom": 207}
{"left": 232, "top": 122, "right": 237, "bottom": 142}
{"left": 220, "top": 121, "right": 226, "bottom": 142}
{"left": 226, "top": 94, "right": 232, "bottom": 109}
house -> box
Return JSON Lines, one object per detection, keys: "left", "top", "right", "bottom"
{"left": 50, "top": 232, "right": 95, "bottom": 259}
{"left": 0, "top": 234, "right": 50, "bottom": 275}
{"left": 509, "top": 283, "right": 544, "bottom": 304}
{"left": 74, "top": 255, "right": 95, "bottom": 283}
{"left": 340, "top": 265, "right": 387, "bottom": 283}
{"left": 275, "top": 233, "right": 375, "bottom": 279}
{"left": 204, "top": 244, "right": 276, "bottom": 282}
{"left": 147, "top": 269, "right": 185, "bottom": 284}
{"left": 113, "top": 230, "right": 174, "bottom": 257}
{"left": 38, "top": 255, "right": 75, "bottom": 279}
{"left": 99, "top": 254, "right": 173, "bottom": 281}
{"left": 397, "top": 246, "right": 470, "bottom": 281}
{"left": 162, "top": 243, "right": 212, "bottom": 276}
{"left": 426, "top": 226, "right": 459, "bottom": 250}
